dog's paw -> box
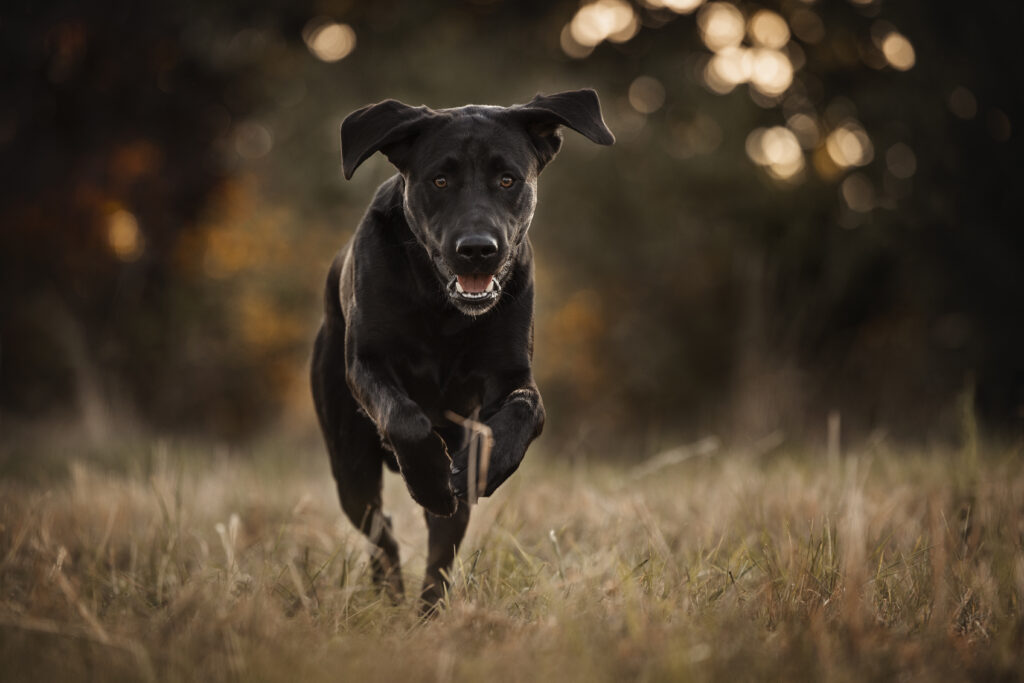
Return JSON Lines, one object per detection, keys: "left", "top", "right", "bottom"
{"left": 411, "top": 483, "right": 459, "bottom": 517}
{"left": 395, "top": 431, "right": 459, "bottom": 517}
{"left": 450, "top": 443, "right": 510, "bottom": 500}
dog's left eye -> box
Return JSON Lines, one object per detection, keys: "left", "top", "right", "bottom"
{"left": 499, "top": 175, "right": 515, "bottom": 188}
{"left": 433, "top": 176, "right": 448, "bottom": 188}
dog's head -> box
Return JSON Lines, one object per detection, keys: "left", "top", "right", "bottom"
{"left": 340, "top": 89, "right": 614, "bottom": 315}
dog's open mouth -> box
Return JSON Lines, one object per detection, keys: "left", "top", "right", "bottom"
{"left": 448, "top": 274, "right": 500, "bottom": 303}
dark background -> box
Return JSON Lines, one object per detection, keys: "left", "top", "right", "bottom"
{"left": 2, "top": 0, "right": 1021, "bottom": 454}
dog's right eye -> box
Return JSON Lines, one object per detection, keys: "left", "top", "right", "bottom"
{"left": 433, "top": 176, "right": 448, "bottom": 189}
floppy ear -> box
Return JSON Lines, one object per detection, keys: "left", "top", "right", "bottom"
{"left": 508, "top": 88, "right": 615, "bottom": 170}
{"left": 340, "top": 99, "right": 435, "bottom": 179}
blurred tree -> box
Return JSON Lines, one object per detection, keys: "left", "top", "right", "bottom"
{"left": 535, "top": 0, "right": 1024, "bottom": 444}
{"left": 0, "top": 0, "right": 295, "bottom": 436}
{"left": 1, "top": 0, "right": 1020, "bottom": 447}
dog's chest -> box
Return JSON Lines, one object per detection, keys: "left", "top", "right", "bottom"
{"left": 396, "top": 323, "right": 491, "bottom": 420}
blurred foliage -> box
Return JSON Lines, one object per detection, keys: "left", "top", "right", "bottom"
{"left": 1, "top": 0, "right": 1021, "bottom": 447}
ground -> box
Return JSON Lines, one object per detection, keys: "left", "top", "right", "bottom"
{"left": 1, "top": 430, "right": 1022, "bottom": 682}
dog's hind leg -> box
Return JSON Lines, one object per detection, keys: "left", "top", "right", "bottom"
{"left": 420, "top": 504, "right": 471, "bottom": 612}
{"left": 313, "top": 321, "right": 405, "bottom": 601}
{"left": 336, "top": 459, "right": 404, "bottom": 602}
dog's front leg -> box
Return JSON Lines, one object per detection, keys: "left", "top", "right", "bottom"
{"left": 451, "top": 384, "right": 545, "bottom": 499}
{"left": 346, "top": 354, "right": 458, "bottom": 516}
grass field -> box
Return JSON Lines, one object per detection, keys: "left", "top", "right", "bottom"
{"left": 1, "top": 430, "right": 1022, "bottom": 682}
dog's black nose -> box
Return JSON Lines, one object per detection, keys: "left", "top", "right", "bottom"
{"left": 454, "top": 234, "right": 499, "bottom": 262}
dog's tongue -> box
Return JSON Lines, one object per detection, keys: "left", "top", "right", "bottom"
{"left": 457, "top": 274, "right": 493, "bottom": 293}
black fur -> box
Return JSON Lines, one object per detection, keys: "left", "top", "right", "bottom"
{"left": 311, "top": 89, "right": 613, "bottom": 608}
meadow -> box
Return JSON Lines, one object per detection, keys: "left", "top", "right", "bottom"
{"left": 1, "top": 429, "right": 1022, "bottom": 682}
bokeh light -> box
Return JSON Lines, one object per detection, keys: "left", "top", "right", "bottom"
{"left": 106, "top": 208, "right": 144, "bottom": 262}
{"left": 825, "top": 121, "right": 874, "bottom": 168}
{"left": 698, "top": 2, "right": 745, "bottom": 52}
{"left": 749, "top": 48, "right": 793, "bottom": 96}
{"left": 748, "top": 10, "right": 790, "bottom": 49}
{"left": 786, "top": 112, "right": 820, "bottom": 149}
{"left": 569, "top": 0, "right": 639, "bottom": 48}
{"left": 628, "top": 76, "right": 667, "bottom": 114}
{"left": 302, "top": 19, "right": 356, "bottom": 63}
{"left": 705, "top": 46, "right": 752, "bottom": 93}
{"left": 643, "top": 0, "right": 705, "bottom": 14}
{"left": 948, "top": 86, "right": 977, "bottom": 119}
{"left": 880, "top": 31, "right": 915, "bottom": 71}
{"left": 885, "top": 143, "right": 917, "bottom": 179}
{"left": 696, "top": 5, "right": 795, "bottom": 98}
{"left": 746, "top": 126, "right": 804, "bottom": 180}
{"left": 234, "top": 121, "right": 274, "bottom": 160}
{"left": 560, "top": 24, "right": 594, "bottom": 59}
{"left": 704, "top": 45, "right": 792, "bottom": 97}
{"left": 789, "top": 9, "right": 825, "bottom": 44}
{"left": 841, "top": 173, "right": 874, "bottom": 212}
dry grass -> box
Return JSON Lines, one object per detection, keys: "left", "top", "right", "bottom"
{"left": 1, "top": 432, "right": 1023, "bottom": 682}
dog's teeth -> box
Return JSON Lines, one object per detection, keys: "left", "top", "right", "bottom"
{"left": 486, "top": 278, "right": 495, "bottom": 293}
{"left": 455, "top": 280, "right": 465, "bottom": 293}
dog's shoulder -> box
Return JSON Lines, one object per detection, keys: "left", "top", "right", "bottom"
{"left": 350, "top": 174, "right": 414, "bottom": 258}
{"left": 322, "top": 243, "right": 351, "bottom": 323}
{"left": 324, "top": 175, "right": 406, "bottom": 322}
{"left": 362, "top": 174, "right": 406, "bottom": 228}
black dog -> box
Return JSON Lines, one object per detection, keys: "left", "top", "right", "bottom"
{"left": 311, "top": 89, "right": 613, "bottom": 607}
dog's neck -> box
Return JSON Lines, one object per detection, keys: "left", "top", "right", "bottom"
{"left": 372, "top": 175, "right": 461, "bottom": 307}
